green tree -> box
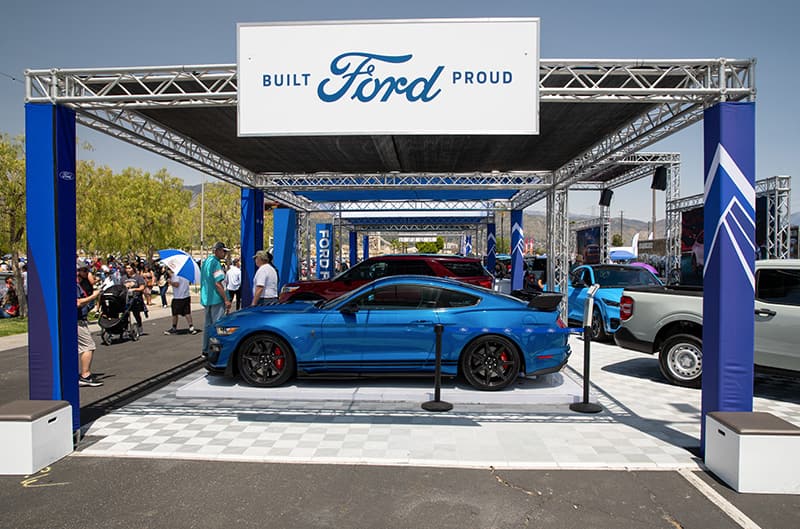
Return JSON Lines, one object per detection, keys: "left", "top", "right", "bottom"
{"left": 0, "top": 134, "right": 27, "bottom": 316}
{"left": 611, "top": 233, "right": 624, "bottom": 247}
{"left": 191, "top": 182, "right": 240, "bottom": 254}
{"left": 435, "top": 236, "right": 445, "bottom": 252}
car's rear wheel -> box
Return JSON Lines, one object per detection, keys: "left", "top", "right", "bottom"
{"left": 460, "top": 335, "right": 521, "bottom": 391}
{"left": 237, "top": 333, "right": 295, "bottom": 387}
{"left": 659, "top": 333, "right": 702, "bottom": 388}
{"left": 590, "top": 307, "right": 608, "bottom": 341}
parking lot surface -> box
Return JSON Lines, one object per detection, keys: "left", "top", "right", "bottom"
{"left": 1, "top": 311, "right": 799, "bottom": 528}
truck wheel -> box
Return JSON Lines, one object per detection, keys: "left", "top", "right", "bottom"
{"left": 590, "top": 308, "right": 608, "bottom": 342}
{"left": 659, "top": 334, "right": 702, "bottom": 388}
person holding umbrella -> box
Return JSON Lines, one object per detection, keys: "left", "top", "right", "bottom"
{"left": 200, "top": 242, "right": 232, "bottom": 355}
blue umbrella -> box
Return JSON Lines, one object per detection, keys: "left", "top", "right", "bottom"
{"left": 609, "top": 249, "right": 637, "bottom": 261}
{"left": 158, "top": 249, "right": 201, "bottom": 284}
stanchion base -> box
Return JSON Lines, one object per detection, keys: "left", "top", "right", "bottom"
{"left": 422, "top": 400, "right": 453, "bottom": 412}
{"left": 569, "top": 402, "right": 603, "bottom": 414}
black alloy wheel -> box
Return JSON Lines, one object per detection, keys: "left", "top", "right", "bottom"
{"left": 590, "top": 307, "right": 608, "bottom": 342}
{"left": 461, "top": 335, "right": 521, "bottom": 391}
{"left": 237, "top": 334, "right": 295, "bottom": 387}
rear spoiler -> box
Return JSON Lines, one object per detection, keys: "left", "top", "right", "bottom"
{"left": 510, "top": 290, "right": 564, "bottom": 312}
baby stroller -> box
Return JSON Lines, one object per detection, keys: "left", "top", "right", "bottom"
{"left": 98, "top": 284, "right": 139, "bottom": 345}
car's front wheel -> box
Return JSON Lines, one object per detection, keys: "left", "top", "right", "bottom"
{"left": 237, "top": 333, "right": 295, "bottom": 387}
{"left": 460, "top": 335, "right": 521, "bottom": 391}
{"left": 659, "top": 333, "right": 702, "bottom": 388}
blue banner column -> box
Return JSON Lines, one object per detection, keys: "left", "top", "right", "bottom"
{"left": 701, "top": 102, "right": 756, "bottom": 455}
{"left": 510, "top": 210, "right": 524, "bottom": 290}
{"left": 26, "top": 103, "right": 79, "bottom": 431}
{"left": 316, "top": 224, "right": 334, "bottom": 279}
{"left": 464, "top": 235, "right": 473, "bottom": 256}
{"left": 239, "top": 188, "right": 264, "bottom": 308}
{"left": 486, "top": 223, "right": 496, "bottom": 275}
{"left": 349, "top": 231, "right": 358, "bottom": 267}
{"left": 273, "top": 209, "right": 298, "bottom": 290}
{"left": 362, "top": 235, "right": 370, "bottom": 261}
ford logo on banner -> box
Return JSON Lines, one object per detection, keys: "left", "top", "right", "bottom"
{"left": 58, "top": 171, "right": 75, "bottom": 181}
{"left": 238, "top": 18, "right": 539, "bottom": 136}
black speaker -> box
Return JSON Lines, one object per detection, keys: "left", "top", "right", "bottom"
{"left": 651, "top": 166, "right": 668, "bottom": 190}
{"left": 599, "top": 189, "right": 613, "bottom": 207}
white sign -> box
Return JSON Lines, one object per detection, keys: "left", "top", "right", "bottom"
{"left": 399, "top": 236, "right": 438, "bottom": 243}
{"left": 237, "top": 18, "right": 539, "bottom": 136}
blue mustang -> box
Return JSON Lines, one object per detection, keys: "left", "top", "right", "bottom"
{"left": 205, "top": 275, "right": 571, "bottom": 391}
{"left": 567, "top": 264, "right": 662, "bottom": 340}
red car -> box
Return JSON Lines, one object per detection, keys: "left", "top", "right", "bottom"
{"left": 279, "top": 254, "right": 494, "bottom": 303}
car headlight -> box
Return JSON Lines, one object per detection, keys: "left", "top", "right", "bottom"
{"left": 216, "top": 326, "right": 239, "bottom": 336}
{"left": 280, "top": 285, "right": 300, "bottom": 294}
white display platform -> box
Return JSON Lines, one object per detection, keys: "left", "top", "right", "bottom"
{"left": 176, "top": 371, "right": 585, "bottom": 406}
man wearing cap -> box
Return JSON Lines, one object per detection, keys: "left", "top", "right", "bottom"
{"left": 200, "top": 242, "right": 232, "bottom": 355}
{"left": 251, "top": 250, "right": 279, "bottom": 306}
{"left": 225, "top": 257, "right": 242, "bottom": 311}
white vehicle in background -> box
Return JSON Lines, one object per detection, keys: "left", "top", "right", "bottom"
{"left": 614, "top": 259, "right": 800, "bottom": 387}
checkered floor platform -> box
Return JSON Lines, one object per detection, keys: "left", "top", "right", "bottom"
{"left": 76, "top": 337, "right": 800, "bottom": 470}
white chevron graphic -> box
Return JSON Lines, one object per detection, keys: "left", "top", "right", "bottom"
{"left": 487, "top": 233, "right": 496, "bottom": 243}
{"left": 512, "top": 222, "right": 523, "bottom": 234}
{"left": 704, "top": 143, "right": 755, "bottom": 208}
{"left": 704, "top": 196, "right": 755, "bottom": 290}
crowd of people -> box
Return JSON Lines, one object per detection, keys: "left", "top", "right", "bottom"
{"left": 73, "top": 243, "right": 280, "bottom": 388}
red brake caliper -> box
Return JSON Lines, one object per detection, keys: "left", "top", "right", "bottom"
{"left": 499, "top": 351, "right": 509, "bottom": 372}
{"left": 273, "top": 346, "right": 284, "bottom": 370}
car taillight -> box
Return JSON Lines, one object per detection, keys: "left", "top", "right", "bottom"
{"left": 620, "top": 296, "right": 633, "bottom": 320}
{"left": 479, "top": 278, "right": 494, "bottom": 289}
{"left": 556, "top": 316, "right": 566, "bottom": 328}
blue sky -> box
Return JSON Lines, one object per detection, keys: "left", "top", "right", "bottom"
{"left": 1, "top": 0, "right": 798, "bottom": 221}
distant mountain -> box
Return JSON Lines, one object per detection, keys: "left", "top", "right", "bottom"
{"left": 791, "top": 211, "right": 800, "bottom": 226}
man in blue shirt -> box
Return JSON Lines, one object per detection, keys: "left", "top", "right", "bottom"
{"left": 200, "top": 242, "right": 232, "bottom": 355}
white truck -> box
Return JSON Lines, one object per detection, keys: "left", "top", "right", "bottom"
{"left": 614, "top": 259, "right": 800, "bottom": 387}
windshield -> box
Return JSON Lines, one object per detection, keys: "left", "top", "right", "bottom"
{"left": 593, "top": 267, "right": 662, "bottom": 287}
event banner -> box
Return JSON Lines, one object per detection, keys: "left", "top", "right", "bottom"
{"left": 238, "top": 18, "right": 539, "bottom": 135}
{"left": 315, "top": 223, "right": 334, "bottom": 280}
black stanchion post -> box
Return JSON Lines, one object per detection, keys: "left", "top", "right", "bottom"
{"left": 570, "top": 285, "right": 602, "bottom": 414}
{"left": 422, "top": 323, "right": 453, "bottom": 412}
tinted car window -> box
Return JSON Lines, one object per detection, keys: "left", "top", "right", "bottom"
{"left": 592, "top": 268, "right": 660, "bottom": 287}
{"left": 435, "top": 288, "right": 480, "bottom": 309}
{"left": 355, "top": 284, "right": 424, "bottom": 309}
{"left": 439, "top": 260, "right": 486, "bottom": 277}
{"left": 757, "top": 268, "right": 800, "bottom": 306}
{"left": 391, "top": 260, "right": 435, "bottom": 276}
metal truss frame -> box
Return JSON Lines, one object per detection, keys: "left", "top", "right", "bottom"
{"left": 317, "top": 199, "right": 501, "bottom": 213}
{"left": 26, "top": 59, "right": 755, "bottom": 284}
{"left": 344, "top": 222, "right": 486, "bottom": 233}
{"left": 666, "top": 175, "right": 791, "bottom": 261}
{"left": 256, "top": 172, "right": 551, "bottom": 191}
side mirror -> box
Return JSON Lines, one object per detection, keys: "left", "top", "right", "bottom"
{"left": 339, "top": 302, "right": 359, "bottom": 315}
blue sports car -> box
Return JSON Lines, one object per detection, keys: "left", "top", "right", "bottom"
{"left": 567, "top": 264, "right": 662, "bottom": 340}
{"left": 205, "top": 275, "right": 571, "bottom": 391}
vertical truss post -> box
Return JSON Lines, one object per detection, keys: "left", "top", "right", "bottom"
{"left": 766, "top": 175, "right": 791, "bottom": 259}
{"left": 547, "top": 188, "right": 570, "bottom": 319}
{"left": 665, "top": 162, "right": 682, "bottom": 276}
{"left": 600, "top": 205, "right": 611, "bottom": 263}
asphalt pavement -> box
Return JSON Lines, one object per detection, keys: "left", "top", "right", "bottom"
{"left": 1, "top": 305, "right": 799, "bottom": 528}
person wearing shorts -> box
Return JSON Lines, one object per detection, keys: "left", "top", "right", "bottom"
{"left": 77, "top": 264, "right": 103, "bottom": 387}
{"left": 164, "top": 270, "right": 197, "bottom": 335}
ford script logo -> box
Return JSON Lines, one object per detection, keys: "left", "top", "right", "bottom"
{"left": 58, "top": 171, "right": 75, "bottom": 181}
{"left": 317, "top": 52, "right": 443, "bottom": 103}
{"left": 259, "top": 51, "right": 516, "bottom": 105}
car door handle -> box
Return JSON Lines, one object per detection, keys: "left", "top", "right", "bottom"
{"left": 754, "top": 308, "right": 776, "bottom": 317}
{"left": 411, "top": 320, "right": 433, "bottom": 324}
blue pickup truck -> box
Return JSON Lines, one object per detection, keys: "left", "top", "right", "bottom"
{"left": 567, "top": 264, "right": 662, "bottom": 340}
